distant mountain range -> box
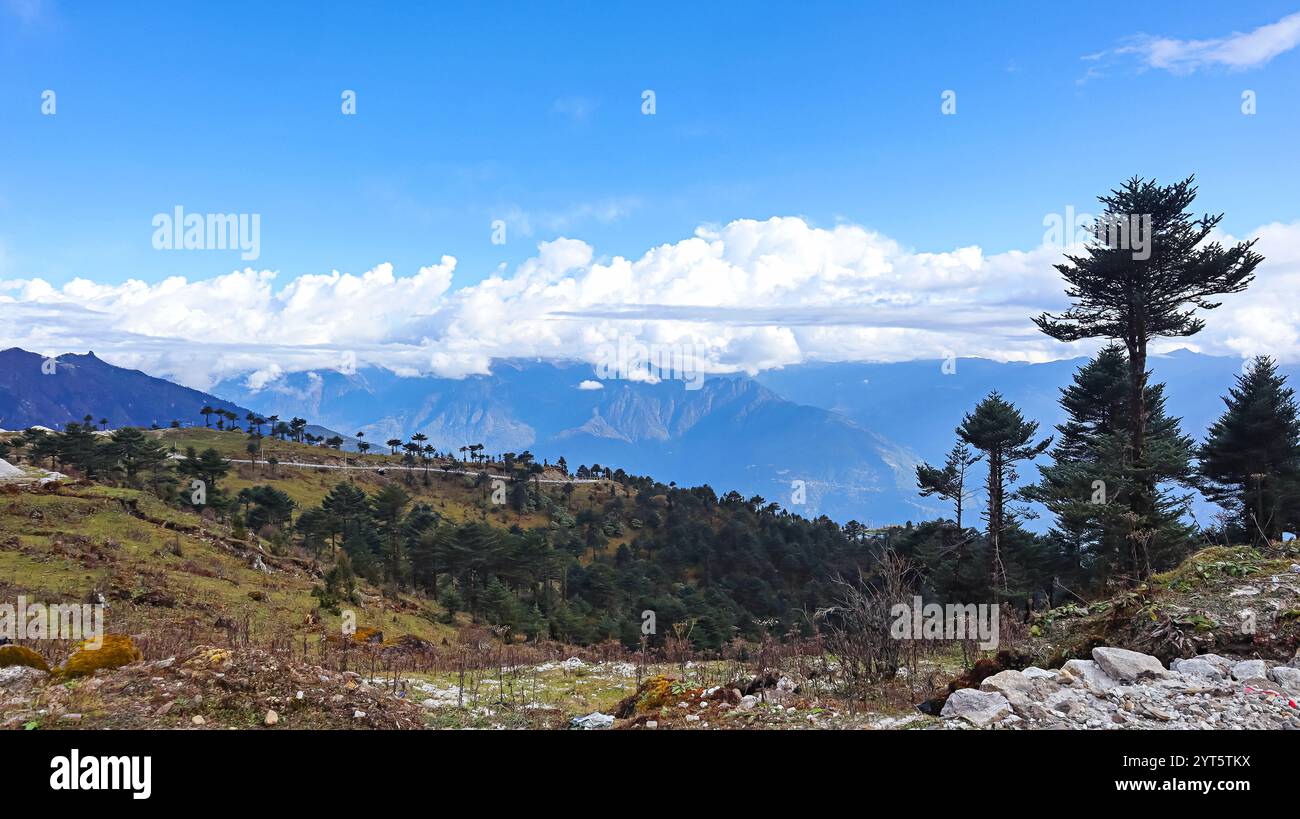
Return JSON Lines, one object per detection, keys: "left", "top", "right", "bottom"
{"left": 211, "top": 361, "right": 919, "bottom": 524}
{"left": 0, "top": 348, "right": 252, "bottom": 432}
{"left": 5, "top": 345, "right": 1293, "bottom": 526}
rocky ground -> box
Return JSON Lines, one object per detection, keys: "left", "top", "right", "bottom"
{"left": 939, "top": 646, "right": 1300, "bottom": 730}
{"left": 6, "top": 641, "right": 1299, "bottom": 730}
{"left": 0, "top": 644, "right": 429, "bottom": 730}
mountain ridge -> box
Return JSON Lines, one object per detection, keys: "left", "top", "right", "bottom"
{"left": 6, "top": 347, "right": 1293, "bottom": 526}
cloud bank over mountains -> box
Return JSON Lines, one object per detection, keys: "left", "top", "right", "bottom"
{"left": 3, "top": 216, "right": 1298, "bottom": 391}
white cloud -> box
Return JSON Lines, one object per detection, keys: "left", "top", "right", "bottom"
{"left": 1086, "top": 11, "right": 1300, "bottom": 78}
{"left": 577, "top": 380, "right": 604, "bottom": 390}
{"left": 2, "top": 215, "right": 1297, "bottom": 391}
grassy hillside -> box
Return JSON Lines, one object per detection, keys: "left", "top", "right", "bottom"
{"left": 0, "top": 479, "right": 456, "bottom": 653}
{"left": 2, "top": 424, "right": 885, "bottom": 655}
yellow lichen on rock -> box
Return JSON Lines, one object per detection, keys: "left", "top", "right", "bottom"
{"left": 638, "top": 675, "right": 675, "bottom": 711}
{"left": 59, "top": 634, "right": 143, "bottom": 678}
{"left": 184, "top": 647, "right": 233, "bottom": 670}
{"left": 0, "top": 644, "right": 50, "bottom": 672}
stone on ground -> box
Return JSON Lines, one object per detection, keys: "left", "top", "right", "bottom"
{"left": 1231, "top": 659, "right": 1268, "bottom": 680}
{"left": 1062, "top": 659, "right": 1118, "bottom": 694}
{"left": 1171, "top": 657, "right": 1227, "bottom": 679}
{"left": 1268, "top": 665, "right": 1300, "bottom": 691}
{"left": 1092, "top": 647, "right": 1167, "bottom": 682}
{"left": 940, "top": 688, "right": 1011, "bottom": 726}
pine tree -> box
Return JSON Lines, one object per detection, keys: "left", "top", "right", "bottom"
{"left": 1199, "top": 356, "right": 1300, "bottom": 545}
{"left": 956, "top": 392, "right": 1051, "bottom": 592}
{"left": 1035, "top": 176, "right": 1261, "bottom": 549}
{"left": 1021, "top": 345, "right": 1196, "bottom": 588}
{"left": 916, "top": 442, "right": 982, "bottom": 531}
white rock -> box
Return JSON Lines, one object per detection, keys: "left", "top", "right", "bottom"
{"left": 1171, "top": 657, "right": 1226, "bottom": 679}
{"left": 980, "top": 669, "right": 1032, "bottom": 694}
{"left": 1231, "top": 659, "right": 1268, "bottom": 680}
{"left": 1092, "top": 647, "right": 1167, "bottom": 682}
{"left": 0, "top": 666, "right": 48, "bottom": 687}
{"left": 1022, "top": 666, "right": 1057, "bottom": 680}
{"left": 570, "top": 711, "right": 614, "bottom": 730}
{"left": 1062, "top": 659, "right": 1118, "bottom": 694}
{"left": 738, "top": 695, "right": 759, "bottom": 711}
{"left": 1269, "top": 665, "right": 1300, "bottom": 690}
{"left": 940, "top": 688, "right": 1012, "bottom": 726}
{"left": 1197, "top": 654, "right": 1235, "bottom": 673}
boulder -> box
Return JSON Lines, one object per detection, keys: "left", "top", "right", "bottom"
{"left": 1062, "top": 659, "right": 1118, "bottom": 694}
{"left": 0, "top": 665, "right": 47, "bottom": 692}
{"left": 1022, "top": 666, "right": 1057, "bottom": 680}
{"left": 1092, "top": 647, "right": 1167, "bottom": 682}
{"left": 940, "top": 688, "right": 1012, "bottom": 726}
{"left": 982, "top": 668, "right": 1062, "bottom": 716}
{"left": 1269, "top": 665, "right": 1300, "bottom": 691}
{"left": 1197, "top": 654, "right": 1235, "bottom": 673}
{"left": 980, "top": 669, "right": 1031, "bottom": 695}
{"left": 570, "top": 711, "right": 614, "bottom": 730}
{"left": 1231, "top": 659, "right": 1268, "bottom": 681}
{"left": 1171, "top": 657, "right": 1227, "bottom": 680}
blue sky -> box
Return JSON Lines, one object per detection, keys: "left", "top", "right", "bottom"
{"left": 3, "top": 1, "right": 1298, "bottom": 289}
{"left": 2, "top": 2, "right": 1300, "bottom": 389}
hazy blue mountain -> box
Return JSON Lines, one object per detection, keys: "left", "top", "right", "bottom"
{"left": 217, "top": 349, "right": 1289, "bottom": 526}
{"left": 7, "top": 345, "right": 1286, "bottom": 527}
{"left": 0, "top": 348, "right": 252, "bottom": 432}
{"left": 215, "top": 361, "right": 925, "bottom": 523}
{"left": 755, "top": 349, "right": 1294, "bottom": 468}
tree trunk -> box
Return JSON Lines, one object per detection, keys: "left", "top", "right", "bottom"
{"left": 988, "top": 451, "right": 1003, "bottom": 593}
{"left": 955, "top": 462, "right": 964, "bottom": 531}
{"left": 1126, "top": 335, "right": 1153, "bottom": 582}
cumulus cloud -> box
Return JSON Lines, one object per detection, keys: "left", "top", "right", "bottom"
{"left": 1084, "top": 11, "right": 1300, "bottom": 79}
{"left": 2, "top": 216, "right": 1297, "bottom": 391}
